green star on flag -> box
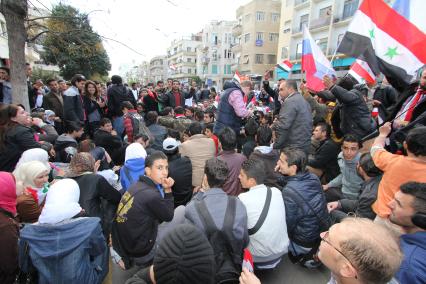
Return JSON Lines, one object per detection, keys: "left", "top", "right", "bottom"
{"left": 384, "top": 46, "right": 400, "bottom": 60}
{"left": 368, "top": 28, "right": 375, "bottom": 39}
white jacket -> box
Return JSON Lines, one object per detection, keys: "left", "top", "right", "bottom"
{"left": 239, "top": 184, "right": 289, "bottom": 263}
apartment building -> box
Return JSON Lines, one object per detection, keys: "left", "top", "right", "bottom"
{"left": 196, "top": 20, "right": 237, "bottom": 90}
{"left": 277, "top": 0, "right": 361, "bottom": 79}
{"left": 231, "top": 0, "right": 282, "bottom": 76}
{"left": 149, "top": 56, "right": 168, "bottom": 83}
{"left": 167, "top": 34, "right": 202, "bottom": 83}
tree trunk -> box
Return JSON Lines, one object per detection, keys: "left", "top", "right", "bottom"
{"left": 1, "top": 0, "right": 29, "bottom": 110}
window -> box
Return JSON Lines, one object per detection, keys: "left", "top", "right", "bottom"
{"left": 271, "top": 13, "right": 280, "bottom": 22}
{"left": 319, "top": 6, "right": 332, "bottom": 18}
{"left": 315, "top": 37, "right": 328, "bottom": 54}
{"left": 256, "top": 11, "right": 265, "bottom": 21}
{"left": 296, "top": 43, "right": 303, "bottom": 59}
{"left": 255, "top": 54, "right": 264, "bottom": 64}
{"left": 188, "top": 68, "right": 192, "bottom": 74}
{"left": 212, "top": 33, "right": 218, "bottom": 45}
{"left": 243, "top": 55, "right": 250, "bottom": 64}
{"left": 223, "top": 64, "right": 232, "bottom": 74}
{"left": 281, "top": 47, "right": 289, "bottom": 59}
{"left": 187, "top": 47, "right": 191, "bottom": 52}
{"left": 224, "top": 49, "right": 232, "bottom": 59}
{"left": 244, "top": 14, "right": 251, "bottom": 23}
{"left": 269, "top": 33, "right": 279, "bottom": 42}
{"left": 212, "top": 50, "right": 218, "bottom": 61}
{"left": 299, "top": 14, "right": 309, "bottom": 31}
{"left": 343, "top": 0, "right": 359, "bottom": 19}
{"left": 212, "top": 64, "right": 218, "bottom": 74}
{"left": 256, "top": 32, "right": 264, "bottom": 41}
{"left": 187, "top": 58, "right": 192, "bottom": 62}
{"left": 283, "top": 20, "right": 291, "bottom": 33}
{"left": 267, "top": 54, "right": 276, "bottom": 64}
{"left": 244, "top": 33, "right": 250, "bottom": 43}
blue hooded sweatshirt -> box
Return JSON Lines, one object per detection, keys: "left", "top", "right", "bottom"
{"left": 396, "top": 231, "right": 426, "bottom": 284}
{"left": 19, "top": 217, "right": 108, "bottom": 284}
{"left": 120, "top": 157, "right": 145, "bottom": 191}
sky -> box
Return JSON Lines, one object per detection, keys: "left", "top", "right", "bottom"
{"left": 34, "top": 0, "right": 251, "bottom": 75}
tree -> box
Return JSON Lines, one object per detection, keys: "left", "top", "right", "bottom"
{"left": 41, "top": 4, "right": 111, "bottom": 80}
{"left": 0, "top": 0, "right": 30, "bottom": 109}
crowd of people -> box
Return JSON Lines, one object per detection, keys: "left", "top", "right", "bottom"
{"left": 0, "top": 62, "right": 425, "bottom": 284}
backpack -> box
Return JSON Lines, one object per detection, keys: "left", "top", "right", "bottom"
{"left": 194, "top": 197, "right": 241, "bottom": 284}
{"left": 128, "top": 112, "right": 153, "bottom": 141}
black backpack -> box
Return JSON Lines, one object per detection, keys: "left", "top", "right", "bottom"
{"left": 194, "top": 197, "right": 241, "bottom": 284}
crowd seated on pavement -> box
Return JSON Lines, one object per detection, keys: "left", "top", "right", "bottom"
{"left": 1, "top": 68, "right": 426, "bottom": 284}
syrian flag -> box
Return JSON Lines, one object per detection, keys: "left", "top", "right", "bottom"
{"left": 302, "top": 25, "right": 336, "bottom": 92}
{"left": 233, "top": 71, "right": 242, "bottom": 83}
{"left": 276, "top": 60, "right": 293, "bottom": 72}
{"left": 348, "top": 59, "right": 376, "bottom": 84}
{"left": 337, "top": 0, "right": 426, "bottom": 88}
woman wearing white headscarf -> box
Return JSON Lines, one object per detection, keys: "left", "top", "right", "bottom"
{"left": 19, "top": 179, "right": 109, "bottom": 284}
{"left": 13, "top": 161, "right": 49, "bottom": 223}
{"left": 16, "top": 148, "right": 50, "bottom": 169}
{"left": 120, "top": 143, "right": 147, "bottom": 192}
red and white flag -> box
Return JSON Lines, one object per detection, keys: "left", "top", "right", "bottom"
{"left": 276, "top": 60, "right": 293, "bottom": 72}
{"left": 348, "top": 59, "right": 376, "bottom": 84}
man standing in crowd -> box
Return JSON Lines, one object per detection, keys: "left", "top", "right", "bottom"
{"left": 107, "top": 75, "right": 136, "bottom": 137}
{"left": 278, "top": 147, "right": 330, "bottom": 268}
{"left": 238, "top": 159, "right": 289, "bottom": 269}
{"left": 308, "top": 122, "right": 340, "bottom": 183}
{"left": 263, "top": 71, "right": 285, "bottom": 115}
{"left": 179, "top": 122, "right": 215, "bottom": 188}
{"left": 130, "top": 83, "right": 139, "bottom": 101}
{"left": 158, "top": 80, "right": 191, "bottom": 109}
{"left": 388, "top": 182, "right": 426, "bottom": 284}
{"left": 0, "top": 67, "right": 12, "bottom": 104}
{"left": 43, "top": 79, "right": 64, "bottom": 125}
{"left": 217, "top": 127, "right": 247, "bottom": 196}
{"left": 323, "top": 135, "right": 364, "bottom": 202}
{"left": 272, "top": 79, "right": 312, "bottom": 154}
{"left": 63, "top": 74, "right": 86, "bottom": 123}
{"left": 370, "top": 123, "right": 426, "bottom": 223}
{"left": 214, "top": 80, "right": 253, "bottom": 135}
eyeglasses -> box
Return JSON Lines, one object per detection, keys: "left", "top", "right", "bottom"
{"left": 321, "top": 231, "right": 358, "bottom": 279}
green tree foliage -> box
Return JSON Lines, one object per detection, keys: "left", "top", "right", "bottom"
{"left": 41, "top": 4, "right": 111, "bottom": 80}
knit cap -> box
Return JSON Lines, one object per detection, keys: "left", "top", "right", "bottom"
{"left": 154, "top": 224, "right": 215, "bottom": 284}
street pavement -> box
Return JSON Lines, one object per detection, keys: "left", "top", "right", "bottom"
{"left": 257, "top": 255, "right": 331, "bottom": 284}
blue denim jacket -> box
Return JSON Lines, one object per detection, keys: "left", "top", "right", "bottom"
{"left": 19, "top": 217, "right": 108, "bottom": 284}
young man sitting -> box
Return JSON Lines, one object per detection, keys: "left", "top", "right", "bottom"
{"left": 238, "top": 159, "right": 289, "bottom": 269}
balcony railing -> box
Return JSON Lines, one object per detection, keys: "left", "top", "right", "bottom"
{"left": 310, "top": 17, "right": 331, "bottom": 29}
{"left": 232, "top": 24, "right": 242, "bottom": 37}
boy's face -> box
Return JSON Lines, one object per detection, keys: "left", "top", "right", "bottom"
{"left": 342, "top": 141, "right": 359, "bottom": 161}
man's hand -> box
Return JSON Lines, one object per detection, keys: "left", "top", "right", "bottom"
{"left": 161, "top": 177, "right": 175, "bottom": 192}
{"left": 111, "top": 130, "right": 118, "bottom": 136}
{"left": 372, "top": 99, "right": 382, "bottom": 107}
{"left": 263, "top": 70, "right": 271, "bottom": 81}
{"left": 239, "top": 268, "right": 261, "bottom": 284}
{"left": 323, "top": 75, "right": 334, "bottom": 90}
{"left": 323, "top": 184, "right": 329, "bottom": 191}
{"left": 379, "top": 122, "right": 392, "bottom": 137}
{"left": 327, "top": 201, "right": 339, "bottom": 212}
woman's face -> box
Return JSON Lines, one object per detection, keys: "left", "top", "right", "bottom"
{"left": 11, "top": 107, "right": 30, "bottom": 125}
{"left": 87, "top": 84, "right": 97, "bottom": 96}
{"left": 34, "top": 170, "right": 49, "bottom": 188}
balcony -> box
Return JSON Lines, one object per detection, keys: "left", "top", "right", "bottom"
{"left": 230, "top": 43, "right": 241, "bottom": 53}
{"left": 291, "top": 26, "right": 303, "bottom": 35}
{"left": 232, "top": 24, "right": 242, "bottom": 37}
{"left": 310, "top": 17, "right": 331, "bottom": 30}
{"left": 294, "top": 0, "right": 309, "bottom": 10}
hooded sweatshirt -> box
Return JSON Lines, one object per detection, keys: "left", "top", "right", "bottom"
{"left": 120, "top": 143, "right": 147, "bottom": 192}
{"left": 327, "top": 152, "right": 363, "bottom": 200}
{"left": 396, "top": 231, "right": 426, "bottom": 284}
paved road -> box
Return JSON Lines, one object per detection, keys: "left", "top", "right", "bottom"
{"left": 257, "top": 255, "right": 330, "bottom": 284}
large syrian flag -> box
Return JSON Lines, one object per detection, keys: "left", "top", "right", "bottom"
{"left": 337, "top": 0, "right": 426, "bottom": 87}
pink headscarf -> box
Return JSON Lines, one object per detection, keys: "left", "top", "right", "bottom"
{"left": 0, "top": 172, "right": 17, "bottom": 215}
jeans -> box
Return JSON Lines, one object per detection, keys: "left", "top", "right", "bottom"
{"left": 113, "top": 116, "right": 124, "bottom": 137}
